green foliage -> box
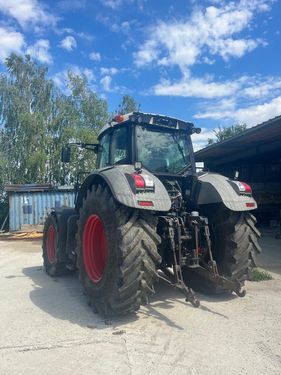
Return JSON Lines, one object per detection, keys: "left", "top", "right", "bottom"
{"left": 249, "top": 268, "right": 273, "bottom": 282}
{"left": 207, "top": 123, "right": 247, "bottom": 145}
{"left": 0, "top": 54, "right": 139, "bottom": 231}
{"left": 117, "top": 94, "right": 139, "bottom": 114}
{"left": 0, "top": 54, "right": 111, "bottom": 188}
{"left": 0, "top": 55, "right": 51, "bottom": 184}
{"left": 46, "top": 71, "right": 109, "bottom": 185}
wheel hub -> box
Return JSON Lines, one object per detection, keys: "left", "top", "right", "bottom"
{"left": 83, "top": 215, "right": 107, "bottom": 283}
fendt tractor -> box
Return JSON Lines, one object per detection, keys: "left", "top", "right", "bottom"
{"left": 43, "top": 112, "right": 261, "bottom": 316}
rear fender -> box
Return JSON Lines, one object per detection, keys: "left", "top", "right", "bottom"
{"left": 75, "top": 165, "right": 171, "bottom": 212}
{"left": 195, "top": 172, "right": 257, "bottom": 211}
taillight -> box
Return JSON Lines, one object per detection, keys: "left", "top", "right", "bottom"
{"left": 132, "top": 174, "right": 145, "bottom": 189}
{"left": 231, "top": 181, "right": 252, "bottom": 194}
{"left": 238, "top": 182, "right": 252, "bottom": 194}
{"left": 127, "top": 173, "right": 155, "bottom": 193}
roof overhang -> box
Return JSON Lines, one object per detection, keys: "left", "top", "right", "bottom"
{"left": 195, "top": 115, "right": 281, "bottom": 166}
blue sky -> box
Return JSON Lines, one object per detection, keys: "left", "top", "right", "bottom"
{"left": 0, "top": 0, "right": 280, "bottom": 149}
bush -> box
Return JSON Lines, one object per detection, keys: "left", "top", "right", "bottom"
{"left": 249, "top": 268, "right": 273, "bottom": 282}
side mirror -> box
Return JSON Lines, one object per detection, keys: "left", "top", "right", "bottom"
{"left": 61, "top": 146, "right": 71, "bottom": 163}
{"left": 83, "top": 143, "right": 101, "bottom": 154}
{"left": 191, "top": 127, "right": 201, "bottom": 134}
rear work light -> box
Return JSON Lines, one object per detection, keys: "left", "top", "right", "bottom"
{"left": 126, "top": 173, "right": 155, "bottom": 193}
{"left": 231, "top": 180, "right": 252, "bottom": 194}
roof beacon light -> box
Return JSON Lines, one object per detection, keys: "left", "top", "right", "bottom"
{"left": 114, "top": 115, "right": 125, "bottom": 123}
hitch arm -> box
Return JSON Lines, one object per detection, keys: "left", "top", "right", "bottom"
{"left": 196, "top": 266, "right": 246, "bottom": 297}
{"left": 158, "top": 272, "right": 200, "bottom": 308}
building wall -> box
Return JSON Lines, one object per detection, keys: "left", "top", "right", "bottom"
{"left": 9, "top": 191, "right": 75, "bottom": 231}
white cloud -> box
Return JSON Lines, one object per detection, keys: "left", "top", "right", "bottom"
{"left": 77, "top": 32, "right": 94, "bottom": 42}
{"left": 100, "top": 75, "right": 112, "bottom": 91}
{"left": 134, "top": 40, "right": 159, "bottom": 67}
{"left": 191, "top": 128, "right": 216, "bottom": 151}
{"left": 99, "top": 67, "right": 126, "bottom": 92}
{"left": 26, "top": 39, "right": 52, "bottom": 64}
{"left": 111, "top": 20, "right": 136, "bottom": 34}
{"left": 132, "top": 0, "right": 278, "bottom": 128}
{"left": 0, "top": 0, "right": 57, "bottom": 30}
{"left": 101, "top": 0, "right": 123, "bottom": 9}
{"left": 0, "top": 27, "right": 25, "bottom": 61}
{"left": 99, "top": 74, "right": 127, "bottom": 93}
{"left": 83, "top": 68, "right": 95, "bottom": 82}
{"left": 153, "top": 76, "right": 239, "bottom": 98}
{"left": 59, "top": 36, "right": 77, "bottom": 51}
{"left": 100, "top": 0, "right": 144, "bottom": 10}
{"left": 134, "top": 1, "right": 269, "bottom": 70}
{"left": 89, "top": 51, "right": 101, "bottom": 61}
{"left": 242, "top": 78, "right": 281, "bottom": 99}
{"left": 112, "top": 21, "right": 130, "bottom": 33}
{"left": 195, "top": 96, "right": 281, "bottom": 127}
{"left": 100, "top": 67, "right": 119, "bottom": 76}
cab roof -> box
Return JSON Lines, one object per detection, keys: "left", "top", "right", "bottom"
{"left": 98, "top": 111, "right": 197, "bottom": 138}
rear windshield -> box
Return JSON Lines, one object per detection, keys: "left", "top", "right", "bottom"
{"left": 136, "top": 126, "right": 192, "bottom": 174}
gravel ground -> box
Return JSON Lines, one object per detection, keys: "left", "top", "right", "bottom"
{"left": 0, "top": 235, "right": 280, "bottom": 375}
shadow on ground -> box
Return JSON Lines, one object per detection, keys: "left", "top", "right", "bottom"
{"left": 258, "top": 230, "right": 281, "bottom": 276}
{"left": 23, "top": 265, "right": 232, "bottom": 329}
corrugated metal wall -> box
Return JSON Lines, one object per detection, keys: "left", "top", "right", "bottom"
{"left": 9, "top": 191, "right": 75, "bottom": 231}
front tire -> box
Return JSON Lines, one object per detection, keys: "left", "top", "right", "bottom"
{"left": 77, "top": 184, "right": 161, "bottom": 316}
{"left": 42, "top": 214, "right": 70, "bottom": 276}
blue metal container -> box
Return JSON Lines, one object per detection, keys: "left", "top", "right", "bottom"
{"left": 8, "top": 190, "right": 75, "bottom": 231}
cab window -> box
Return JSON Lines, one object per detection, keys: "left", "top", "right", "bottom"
{"left": 111, "top": 127, "right": 128, "bottom": 164}
{"left": 97, "top": 132, "right": 110, "bottom": 168}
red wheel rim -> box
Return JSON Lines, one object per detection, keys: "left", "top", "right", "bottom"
{"left": 47, "top": 225, "right": 56, "bottom": 263}
{"left": 83, "top": 215, "right": 107, "bottom": 283}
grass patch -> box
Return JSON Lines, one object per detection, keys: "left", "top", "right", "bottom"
{"left": 249, "top": 268, "right": 273, "bottom": 282}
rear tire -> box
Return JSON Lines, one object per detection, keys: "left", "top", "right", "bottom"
{"left": 209, "top": 210, "right": 261, "bottom": 281}
{"left": 184, "top": 208, "right": 261, "bottom": 294}
{"left": 77, "top": 184, "right": 161, "bottom": 316}
{"left": 42, "top": 214, "right": 71, "bottom": 276}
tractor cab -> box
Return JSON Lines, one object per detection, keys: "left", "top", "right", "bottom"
{"left": 96, "top": 112, "right": 201, "bottom": 175}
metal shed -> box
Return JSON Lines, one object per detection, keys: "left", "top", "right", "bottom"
{"left": 195, "top": 115, "right": 281, "bottom": 224}
{"left": 4, "top": 184, "right": 75, "bottom": 231}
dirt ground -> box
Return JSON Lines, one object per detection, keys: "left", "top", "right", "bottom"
{"left": 0, "top": 232, "right": 280, "bottom": 375}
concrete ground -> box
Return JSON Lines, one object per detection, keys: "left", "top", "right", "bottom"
{"left": 0, "top": 232, "right": 280, "bottom": 375}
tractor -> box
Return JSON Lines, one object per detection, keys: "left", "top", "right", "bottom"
{"left": 42, "top": 112, "right": 261, "bottom": 316}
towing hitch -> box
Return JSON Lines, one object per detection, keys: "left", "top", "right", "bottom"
{"left": 159, "top": 267, "right": 200, "bottom": 308}
{"left": 158, "top": 214, "right": 246, "bottom": 309}
{"left": 194, "top": 262, "right": 246, "bottom": 298}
